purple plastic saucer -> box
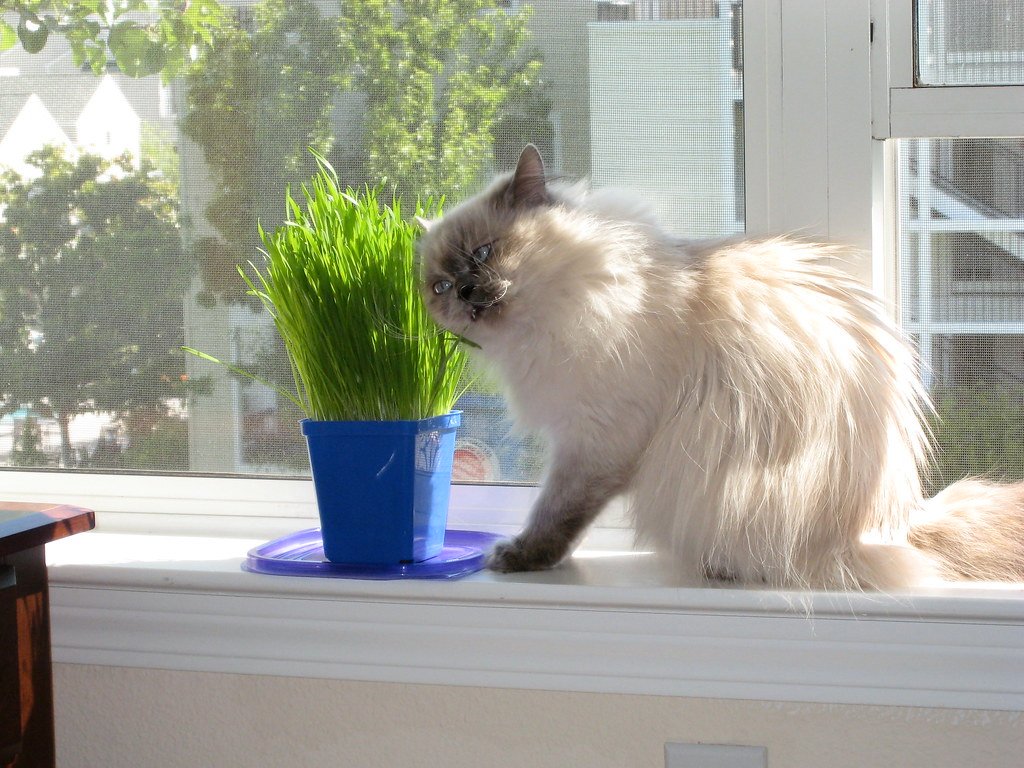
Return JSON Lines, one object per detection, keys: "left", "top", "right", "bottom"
{"left": 243, "top": 528, "right": 502, "bottom": 580}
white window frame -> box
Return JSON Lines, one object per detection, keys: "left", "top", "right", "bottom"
{"left": 871, "top": 0, "right": 1024, "bottom": 385}
{"left": 6, "top": 0, "right": 1024, "bottom": 712}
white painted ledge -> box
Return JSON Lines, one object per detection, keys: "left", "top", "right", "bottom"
{"left": 45, "top": 531, "right": 1024, "bottom": 711}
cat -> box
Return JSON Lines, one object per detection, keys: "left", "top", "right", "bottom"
{"left": 417, "top": 144, "right": 1024, "bottom": 590}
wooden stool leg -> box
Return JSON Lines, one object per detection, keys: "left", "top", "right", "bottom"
{"left": 1, "top": 549, "right": 55, "bottom": 768}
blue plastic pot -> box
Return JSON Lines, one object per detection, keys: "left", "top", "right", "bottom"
{"left": 301, "top": 412, "right": 460, "bottom": 565}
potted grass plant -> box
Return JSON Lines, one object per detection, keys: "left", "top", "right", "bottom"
{"left": 189, "top": 155, "right": 468, "bottom": 565}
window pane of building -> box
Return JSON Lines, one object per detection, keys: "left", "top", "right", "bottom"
{"left": 0, "top": 1, "right": 743, "bottom": 481}
{"left": 896, "top": 138, "right": 1024, "bottom": 493}
{"left": 916, "top": 0, "right": 1024, "bottom": 85}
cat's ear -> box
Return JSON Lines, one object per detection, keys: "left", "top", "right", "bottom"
{"left": 507, "top": 144, "right": 550, "bottom": 208}
{"left": 414, "top": 215, "right": 434, "bottom": 232}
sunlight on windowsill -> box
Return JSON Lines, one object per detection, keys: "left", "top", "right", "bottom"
{"left": 42, "top": 527, "right": 672, "bottom": 590}
{"left": 44, "top": 527, "right": 1024, "bottom": 603}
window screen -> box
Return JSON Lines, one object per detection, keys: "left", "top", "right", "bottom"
{"left": 0, "top": 1, "right": 743, "bottom": 481}
{"left": 916, "top": 0, "right": 1024, "bottom": 85}
{"left": 896, "top": 137, "right": 1024, "bottom": 494}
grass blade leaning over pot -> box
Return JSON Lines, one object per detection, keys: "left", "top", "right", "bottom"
{"left": 241, "top": 155, "right": 468, "bottom": 422}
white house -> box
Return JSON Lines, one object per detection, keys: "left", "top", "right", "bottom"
{"left": 76, "top": 74, "right": 143, "bottom": 168}
{"left": 0, "top": 93, "right": 72, "bottom": 178}
{"left": 0, "top": 45, "right": 146, "bottom": 177}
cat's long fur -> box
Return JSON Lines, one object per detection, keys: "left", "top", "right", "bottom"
{"left": 418, "top": 145, "right": 1024, "bottom": 589}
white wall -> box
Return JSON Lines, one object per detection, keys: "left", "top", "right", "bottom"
{"left": 55, "top": 664, "right": 1022, "bottom": 767}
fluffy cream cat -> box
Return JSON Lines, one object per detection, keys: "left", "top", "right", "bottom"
{"left": 418, "top": 145, "right": 1024, "bottom": 589}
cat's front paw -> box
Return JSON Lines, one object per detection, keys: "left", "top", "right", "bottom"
{"left": 487, "top": 536, "right": 564, "bottom": 573}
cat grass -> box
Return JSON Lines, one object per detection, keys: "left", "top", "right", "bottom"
{"left": 191, "top": 155, "right": 468, "bottom": 423}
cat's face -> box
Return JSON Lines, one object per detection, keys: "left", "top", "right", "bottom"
{"left": 418, "top": 145, "right": 551, "bottom": 343}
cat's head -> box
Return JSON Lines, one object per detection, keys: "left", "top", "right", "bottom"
{"left": 417, "top": 145, "right": 556, "bottom": 343}
{"left": 419, "top": 145, "right": 651, "bottom": 354}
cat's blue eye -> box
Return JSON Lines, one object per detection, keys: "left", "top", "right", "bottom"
{"left": 433, "top": 279, "right": 453, "bottom": 295}
{"left": 472, "top": 243, "right": 493, "bottom": 262}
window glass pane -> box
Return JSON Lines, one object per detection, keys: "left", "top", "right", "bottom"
{"left": 896, "top": 138, "right": 1024, "bottom": 493}
{"left": 916, "top": 0, "right": 1024, "bottom": 85}
{"left": 0, "top": 1, "right": 743, "bottom": 481}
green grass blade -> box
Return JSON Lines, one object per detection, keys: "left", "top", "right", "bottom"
{"left": 181, "top": 347, "right": 309, "bottom": 414}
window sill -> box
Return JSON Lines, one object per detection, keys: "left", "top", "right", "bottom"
{"left": 45, "top": 530, "right": 1024, "bottom": 711}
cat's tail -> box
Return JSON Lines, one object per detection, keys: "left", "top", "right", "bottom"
{"left": 907, "top": 478, "right": 1024, "bottom": 582}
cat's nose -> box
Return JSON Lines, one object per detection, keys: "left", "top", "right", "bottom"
{"left": 458, "top": 283, "right": 476, "bottom": 302}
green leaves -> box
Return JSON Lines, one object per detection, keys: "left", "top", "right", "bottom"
{"left": 347, "top": 1, "right": 546, "bottom": 206}
{"left": 16, "top": 14, "right": 48, "bottom": 53}
{"left": 0, "top": 146, "right": 195, "bottom": 466}
{"left": 924, "top": 385, "right": 1024, "bottom": 495}
{"left": 245, "top": 157, "right": 468, "bottom": 422}
{"left": 107, "top": 22, "right": 167, "bottom": 78}
{"left": 0, "top": 20, "right": 16, "bottom": 52}
{"left": 179, "top": 0, "right": 349, "bottom": 304}
{"left": 4, "top": 1, "right": 230, "bottom": 79}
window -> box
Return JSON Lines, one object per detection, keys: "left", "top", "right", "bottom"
{"left": 916, "top": 0, "right": 1024, "bottom": 86}
{"left": 881, "top": 1, "right": 1024, "bottom": 493}
{"left": 0, "top": 1, "right": 743, "bottom": 495}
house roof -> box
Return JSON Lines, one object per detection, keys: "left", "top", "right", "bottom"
{"left": 0, "top": 32, "right": 169, "bottom": 146}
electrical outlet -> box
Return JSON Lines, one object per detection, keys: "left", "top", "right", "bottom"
{"left": 665, "top": 742, "right": 767, "bottom": 768}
